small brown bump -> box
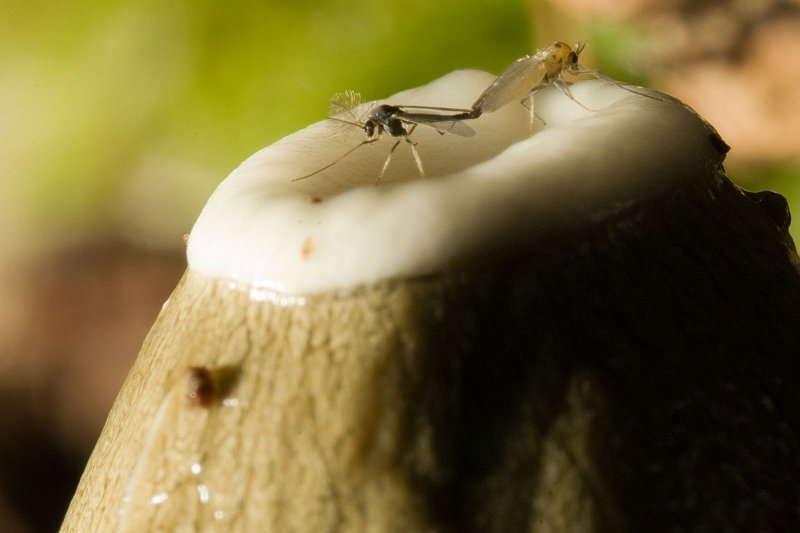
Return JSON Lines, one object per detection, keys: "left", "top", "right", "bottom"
{"left": 305, "top": 195, "right": 323, "bottom": 204}
{"left": 743, "top": 190, "right": 791, "bottom": 230}
{"left": 708, "top": 132, "right": 730, "bottom": 156}
{"left": 186, "top": 366, "right": 215, "bottom": 408}
{"left": 301, "top": 237, "right": 314, "bottom": 259}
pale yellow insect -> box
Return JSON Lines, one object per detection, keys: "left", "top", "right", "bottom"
{"left": 471, "top": 41, "right": 662, "bottom": 119}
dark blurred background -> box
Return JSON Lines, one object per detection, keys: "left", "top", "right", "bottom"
{"left": 1, "top": 0, "right": 798, "bottom": 530}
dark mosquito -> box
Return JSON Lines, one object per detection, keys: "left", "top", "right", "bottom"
{"left": 292, "top": 90, "right": 477, "bottom": 184}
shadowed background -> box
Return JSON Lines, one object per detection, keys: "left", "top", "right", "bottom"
{"left": 1, "top": 0, "right": 798, "bottom": 530}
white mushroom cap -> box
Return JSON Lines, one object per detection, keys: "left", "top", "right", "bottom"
{"left": 187, "top": 70, "right": 721, "bottom": 294}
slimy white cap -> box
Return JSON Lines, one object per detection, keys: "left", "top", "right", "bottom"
{"left": 187, "top": 70, "right": 720, "bottom": 294}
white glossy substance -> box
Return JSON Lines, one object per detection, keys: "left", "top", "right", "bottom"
{"left": 187, "top": 70, "right": 717, "bottom": 294}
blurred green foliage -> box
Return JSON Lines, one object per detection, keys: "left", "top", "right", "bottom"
{"left": 737, "top": 163, "right": 800, "bottom": 239}
{"left": 1, "top": 0, "right": 530, "bottom": 245}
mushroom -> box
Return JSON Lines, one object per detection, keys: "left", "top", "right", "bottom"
{"left": 62, "top": 69, "right": 800, "bottom": 531}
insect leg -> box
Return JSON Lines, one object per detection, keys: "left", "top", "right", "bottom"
{"left": 292, "top": 138, "right": 377, "bottom": 182}
{"left": 553, "top": 78, "right": 595, "bottom": 111}
{"left": 402, "top": 124, "right": 425, "bottom": 178}
{"left": 521, "top": 86, "right": 548, "bottom": 129}
{"left": 571, "top": 66, "right": 667, "bottom": 103}
{"left": 376, "top": 139, "right": 402, "bottom": 185}
{"left": 407, "top": 138, "right": 425, "bottom": 178}
{"left": 521, "top": 93, "right": 535, "bottom": 132}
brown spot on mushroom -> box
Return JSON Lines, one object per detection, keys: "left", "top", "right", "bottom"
{"left": 301, "top": 237, "right": 314, "bottom": 260}
{"left": 708, "top": 132, "right": 730, "bottom": 156}
{"left": 185, "top": 365, "right": 242, "bottom": 408}
{"left": 743, "top": 190, "right": 791, "bottom": 231}
{"left": 305, "top": 195, "right": 323, "bottom": 204}
{"left": 186, "top": 366, "right": 214, "bottom": 408}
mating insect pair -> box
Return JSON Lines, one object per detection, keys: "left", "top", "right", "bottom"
{"left": 293, "top": 42, "right": 660, "bottom": 184}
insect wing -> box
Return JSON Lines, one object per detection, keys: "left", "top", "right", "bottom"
{"left": 429, "top": 118, "right": 475, "bottom": 137}
{"left": 473, "top": 52, "right": 548, "bottom": 113}
{"left": 390, "top": 105, "right": 476, "bottom": 137}
{"left": 404, "top": 115, "right": 476, "bottom": 137}
{"left": 392, "top": 104, "right": 475, "bottom": 114}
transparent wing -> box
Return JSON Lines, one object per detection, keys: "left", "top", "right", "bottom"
{"left": 473, "top": 51, "right": 549, "bottom": 113}
{"left": 403, "top": 116, "right": 476, "bottom": 137}
{"left": 390, "top": 104, "right": 477, "bottom": 136}
{"left": 392, "top": 104, "right": 474, "bottom": 114}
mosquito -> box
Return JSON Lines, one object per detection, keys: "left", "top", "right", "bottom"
{"left": 292, "top": 90, "right": 476, "bottom": 184}
{"left": 470, "top": 41, "right": 664, "bottom": 124}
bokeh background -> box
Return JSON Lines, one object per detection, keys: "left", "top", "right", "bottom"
{"left": 2, "top": 0, "right": 798, "bottom": 530}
